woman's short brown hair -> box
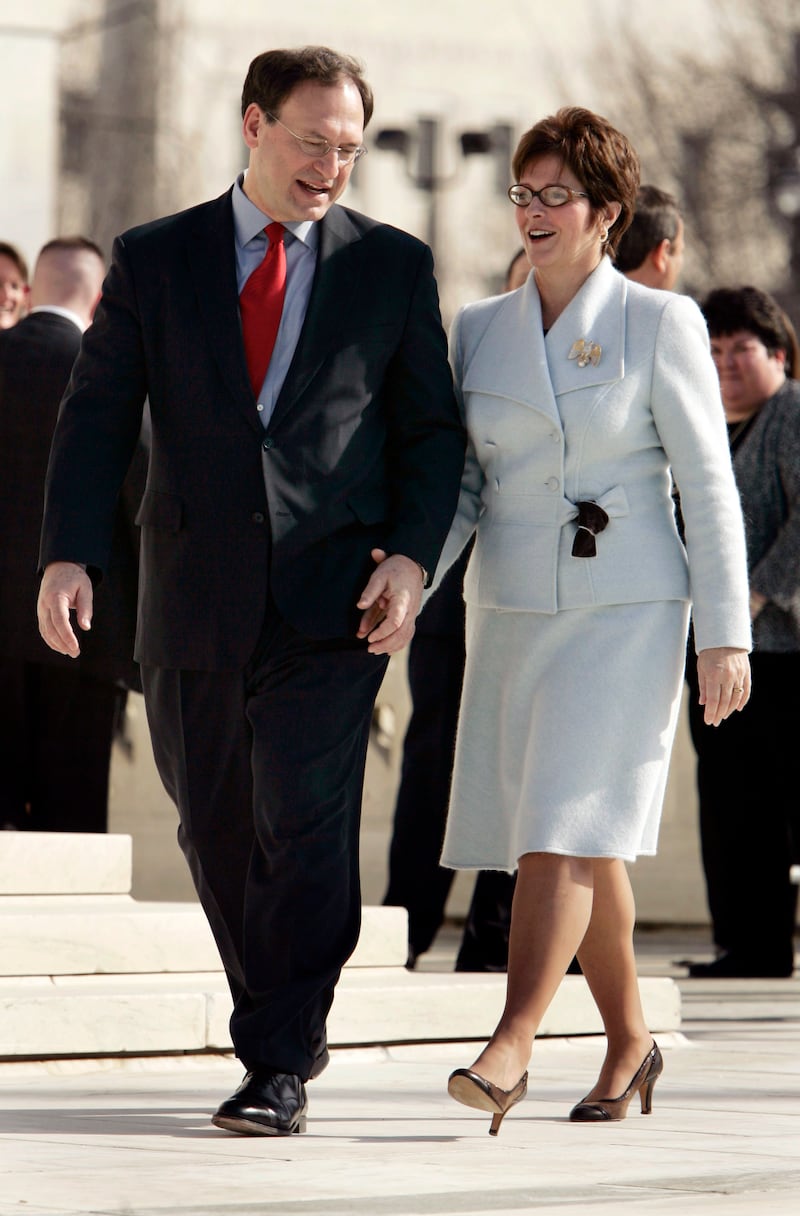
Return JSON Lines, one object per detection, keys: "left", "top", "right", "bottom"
{"left": 511, "top": 107, "right": 640, "bottom": 258}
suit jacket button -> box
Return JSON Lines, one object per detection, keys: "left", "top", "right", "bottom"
{"left": 262, "top": 437, "right": 274, "bottom": 450}
{"left": 545, "top": 476, "right": 560, "bottom": 491}
{"left": 252, "top": 512, "right": 265, "bottom": 524}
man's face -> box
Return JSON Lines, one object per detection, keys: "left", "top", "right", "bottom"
{"left": 242, "top": 79, "right": 365, "bottom": 223}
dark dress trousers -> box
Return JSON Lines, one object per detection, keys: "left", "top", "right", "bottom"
{"left": 685, "top": 381, "right": 800, "bottom": 975}
{"left": 40, "top": 191, "right": 466, "bottom": 1077}
{"left": 0, "top": 311, "right": 143, "bottom": 831}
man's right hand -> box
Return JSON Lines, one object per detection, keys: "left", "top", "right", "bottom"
{"left": 37, "top": 561, "right": 94, "bottom": 657}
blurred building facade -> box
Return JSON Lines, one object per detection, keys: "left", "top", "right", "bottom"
{"left": 2, "top": 0, "right": 765, "bottom": 322}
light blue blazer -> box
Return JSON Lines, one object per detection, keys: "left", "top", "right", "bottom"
{"left": 434, "top": 257, "right": 751, "bottom": 653}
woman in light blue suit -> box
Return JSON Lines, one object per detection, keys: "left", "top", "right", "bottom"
{"left": 442, "top": 108, "right": 752, "bottom": 1132}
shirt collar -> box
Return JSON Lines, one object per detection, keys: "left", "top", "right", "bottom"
{"left": 28, "top": 305, "right": 86, "bottom": 332}
{"left": 233, "top": 172, "right": 317, "bottom": 251}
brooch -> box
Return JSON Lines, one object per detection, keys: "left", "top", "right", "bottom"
{"left": 568, "top": 338, "right": 602, "bottom": 368}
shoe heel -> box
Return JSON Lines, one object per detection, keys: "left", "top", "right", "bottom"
{"left": 293, "top": 1116, "right": 308, "bottom": 1134}
{"left": 640, "top": 1075, "right": 658, "bottom": 1115}
{"left": 489, "top": 1111, "right": 504, "bottom": 1136}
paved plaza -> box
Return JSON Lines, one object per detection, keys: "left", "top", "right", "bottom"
{"left": 1, "top": 930, "right": 798, "bottom": 1216}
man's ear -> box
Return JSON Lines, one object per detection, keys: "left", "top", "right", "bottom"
{"left": 650, "top": 238, "right": 671, "bottom": 275}
{"left": 242, "top": 103, "right": 262, "bottom": 150}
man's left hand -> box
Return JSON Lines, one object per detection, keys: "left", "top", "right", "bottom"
{"left": 356, "top": 548, "right": 424, "bottom": 654}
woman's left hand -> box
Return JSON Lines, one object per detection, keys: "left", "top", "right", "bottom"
{"left": 696, "top": 647, "right": 751, "bottom": 726}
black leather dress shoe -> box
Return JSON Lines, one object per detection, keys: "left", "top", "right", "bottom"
{"left": 686, "top": 952, "right": 794, "bottom": 979}
{"left": 211, "top": 1069, "right": 308, "bottom": 1136}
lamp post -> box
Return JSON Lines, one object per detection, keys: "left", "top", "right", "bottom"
{"left": 374, "top": 118, "right": 513, "bottom": 263}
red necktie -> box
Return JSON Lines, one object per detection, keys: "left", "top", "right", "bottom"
{"left": 240, "top": 222, "right": 287, "bottom": 398}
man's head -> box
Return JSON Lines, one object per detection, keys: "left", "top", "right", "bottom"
{"left": 614, "top": 185, "right": 684, "bottom": 290}
{"left": 31, "top": 237, "right": 105, "bottom": 329}
{"left": 240, "top": 47, "right": 373, "bottom": 223}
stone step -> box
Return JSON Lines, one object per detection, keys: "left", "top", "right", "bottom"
{"left": 0, "top": 970, "right": 680, "bottom": 1059}
{"left": 0, "top": 832, "right": 132, "bottom": 895}
{"left": 0, "top": 897, "right": 408, "bottom": 975}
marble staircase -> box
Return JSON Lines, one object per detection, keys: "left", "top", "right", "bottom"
{"left": 0, "top": 833, "right": 681, "bottom": 1060}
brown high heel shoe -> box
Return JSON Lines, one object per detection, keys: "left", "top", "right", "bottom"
{"left": 448, "top": 1067, "right": 528, "bottom": 1136}
{"left": 569, "top": 1041, "right": 663, "bottom": 1122}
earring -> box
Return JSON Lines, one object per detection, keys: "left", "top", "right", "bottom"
{"left": 600, "top": 226, "right": 608, "bottom": 244}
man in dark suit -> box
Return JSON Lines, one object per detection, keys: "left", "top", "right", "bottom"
{"left": 0, "top": 237, "right": 142, "bottom": 832}
{"left": 37, "top": 48, "right": 465, "bottom": 1135}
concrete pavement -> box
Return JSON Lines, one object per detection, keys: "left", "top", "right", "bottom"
{"left": 1, "top": 929, "right": 798, "bottom": 1216}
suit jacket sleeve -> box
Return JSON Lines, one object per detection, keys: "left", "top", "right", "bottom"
{"left": 378, "top": 244, "right": 466, "bottom": 579}
{"left": 649, "top": 294, "right": 751, "bottom": 653}
{"left": 40, "top": 235, "right": 147, "bottom": 577}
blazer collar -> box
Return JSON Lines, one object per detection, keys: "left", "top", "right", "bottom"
{"left": 545, "top": 256, "right": 626, "bottom": 397}
{"left": 461, "top": 256, "right": 626, "bottom": 425}
{"left": 186, "top": 189, "right": 257, "bottom": 428}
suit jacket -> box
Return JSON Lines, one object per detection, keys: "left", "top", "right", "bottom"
{"left": 0, "top": 310, "right": 143, "bottom": 686}
{"left": 40, "top": 191, "right": 465, "bottom": 670}
{"left": 434, "top": 256, "right": 751, "bottom": 654}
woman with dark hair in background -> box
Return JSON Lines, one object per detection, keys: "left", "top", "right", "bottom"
{"left": 685, "top": 286, "right": 800, "bottom": 979}
{"left": 434, "top": 106, "right": 751, "bottom": 1133}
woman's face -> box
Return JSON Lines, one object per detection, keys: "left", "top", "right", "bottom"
{"left": 0, "top": 253, "right": 28, "bottom": 329}
{"left": 512, "top": 155, "right": 616, "bottom": 284}
{"left": 709, "top": 329, "right": 786, "bottom": 419}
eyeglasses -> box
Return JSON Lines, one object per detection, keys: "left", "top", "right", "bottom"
{"left": 265, "top": 112, "right": 367, "bottom": 166}
{"left": 508, "top": 184, "right": 589, "bottom": 208}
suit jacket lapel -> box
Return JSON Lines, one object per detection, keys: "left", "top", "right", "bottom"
{"left": 186, "top": 190, "right": 259, "bottom": 430}
{"left": 461, "top": 278, "right": 561, "bottom": 426}
{"left": 269, "top": 205, "right": 364, "bottom": 431}
{"left": 546, "top": 257, "right": 626, "bottom": 398}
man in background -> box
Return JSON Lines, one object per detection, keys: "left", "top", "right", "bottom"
{"left": 614, "top": 184, "right": 684, "bottom": 290}
{"left": 0, "top": 237, "right": 143, "bottom": 832}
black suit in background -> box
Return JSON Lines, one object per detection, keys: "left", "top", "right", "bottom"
{"left": 0, "top": 310, "right": 144, "bottom": 831}
{"left": 40, "top": 192, "right": 465, "bottom": 1078}
{"left": 384, "top": 542, "right": 517, "bottom": 970}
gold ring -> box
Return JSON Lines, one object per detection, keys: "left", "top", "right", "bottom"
{"left": 733, "top": 686, "right": 744, "bottom": 692}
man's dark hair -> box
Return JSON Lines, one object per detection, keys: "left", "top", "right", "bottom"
{"left": 701, "top": 285, "right": 799, "bottom": 378}
{"left": 613, "top": 185, "right": 682, "bottom": 274}
{"left": 39, "top": 236, "right": 104, "bottom": 261}
{"left": 241, "top": 46, "right": 374, "bottom": 127}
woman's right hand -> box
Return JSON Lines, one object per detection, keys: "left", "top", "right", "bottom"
{"left": 696, "top": 646, "right": 751, "bottom": 726}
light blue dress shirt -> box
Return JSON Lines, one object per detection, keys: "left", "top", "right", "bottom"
{"left": 232, "top": 172, "right": 318, "bottom": 427}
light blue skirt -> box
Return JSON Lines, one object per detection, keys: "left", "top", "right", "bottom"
{"left": 441, "top": 599, "right": 690, "bottom": 868}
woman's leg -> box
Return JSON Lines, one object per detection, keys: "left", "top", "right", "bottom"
{"left": 467, "top": 851, "right": 594, "bottom": 1091}
{"left": 575, "top": 858, "right": 654, "bottom": 1099}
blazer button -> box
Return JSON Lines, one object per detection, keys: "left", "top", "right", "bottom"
{"left": 545, "top": 476, "right": 560, "bottom": 491}
{"left": 252, "top": 512, "right": 265, "bottom": 524}
{"left": 262, "top": 437, "right": 274, "bottom": 450}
